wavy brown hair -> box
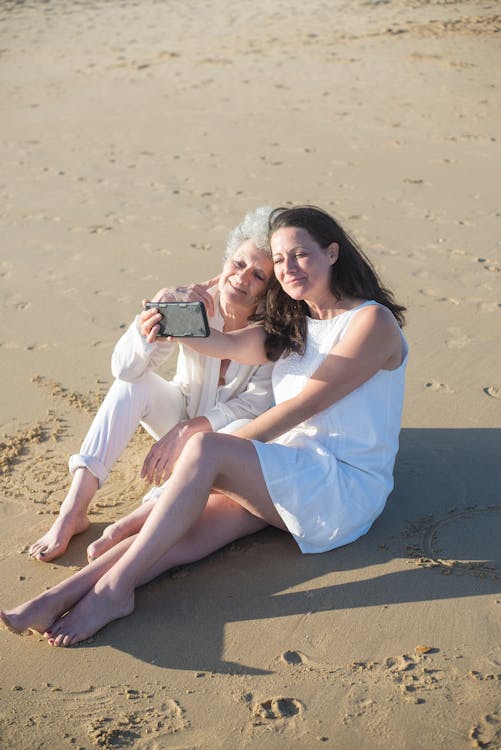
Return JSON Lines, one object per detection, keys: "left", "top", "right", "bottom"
{"left": 254, "top": 206, "right": 406, "bottom": 361}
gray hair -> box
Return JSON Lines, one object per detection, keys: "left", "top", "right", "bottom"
{"left": 224, "top": 206, "right": 274, "bottom": 260}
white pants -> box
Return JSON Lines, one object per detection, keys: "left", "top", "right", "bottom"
{"left": 69, "top": 372, "right": 249, "bottom": 489}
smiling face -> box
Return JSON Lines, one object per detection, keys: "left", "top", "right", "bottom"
{"left": 270, "top": 226, "right": 338, "bottom": 304}
{"left": 218, "top": 239, "right": 273, "bottom": 317}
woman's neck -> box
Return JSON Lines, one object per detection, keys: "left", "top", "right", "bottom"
{"left": 219, "top": 299, "right": 254, "bottom": 332}
{"left": 306, "top": 294, "right": 364, "bottom": 320}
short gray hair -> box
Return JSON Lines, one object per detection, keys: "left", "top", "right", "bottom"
{"left": 224, "top": 206, "right": 274, "bottom": 260}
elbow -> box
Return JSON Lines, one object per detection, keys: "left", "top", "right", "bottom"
{"left": 111, "top": 358, "right": 134, "bottom": 382}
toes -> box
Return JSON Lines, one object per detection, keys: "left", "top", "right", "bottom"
{"left": 0, "top": 610, "right": 19, "bottom": 634}
{"left": 49, "top": 631, "right": 76, "bottom": 647}
{"left": 87, "top": 538, "right": 109, "bottom": 562}
{"left": 48, "top": 629, "right": 66, "bottom": 646}
{"left": 87, "top": 540, "right": 100, "bottom": 557}
{"left": 47, "top": 616, "right": 65, "bottom": 639}
{"left": 29, "top": 542, "right": 56, "bottom": 561}
{"left": 35, "top": 545, "right": 62, "bottom": 563}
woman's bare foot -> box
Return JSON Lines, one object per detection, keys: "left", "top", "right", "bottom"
{"left": 29, "top": 512, "right": 90, "bottom": 562}
{"left": 29, "top": 468, "right": 99, "bottom": 562}
{"left": 0, "top": 590, "right": 67, "bottom": 636}
{"left": 87, "top": 521, "right": 132, "bottom": 562}
{"left": 47, "top": 582, "right": 135, "bottom": 647}
{"left": 87, "top": 503, "right": 154, "bottom": 562}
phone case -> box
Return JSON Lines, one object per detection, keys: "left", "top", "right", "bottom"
{"left": 145, "top": 301, "right": 210, "bottom": 338}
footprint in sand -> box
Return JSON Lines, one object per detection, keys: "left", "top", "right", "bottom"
{"left": 478, "top": 301, "right": 501, "bottom": 313}
{"left": 236, "top": 690, "right": 303, "bottom": 727}
{"left": 280, "top": 650, "right": 307, "bottom": 666}
{"left": 252, "top": 696, "right": 303, "bottom": 722}
{"left": 383, "top": 650, "right": 443, "bottom": 704}
{"left": 446, "top": 328, "right": 471, "bottom": 350}
{"left": 470, "top": 709, "right": 501, "bottom": 750}
{"left": 484, "top": 386, "right": 501, "bottom": 400}
{"left": 418, "top": 289, "right": 466, "bottom": 308}
{"left": 424, "top": 380, "right": 454, "bottom": 394}
{"left": 0, "top": 682, "right": 188, "bottom": 749}
{"left": 87, "top": 697, "right": 186, "bottom": 747}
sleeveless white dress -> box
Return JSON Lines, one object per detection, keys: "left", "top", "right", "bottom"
{"left": 252, "top": 301, "right": 408, "bottom": 554}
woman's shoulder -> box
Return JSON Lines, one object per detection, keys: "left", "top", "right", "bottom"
{"left": 350, "top": 300, "right": 399, "bottom": 326}
{"left": 340, "top": 301, "right": 403, "bottom": 348}
{"left": 345, "top": 302, "right": 405, "bottom": 368}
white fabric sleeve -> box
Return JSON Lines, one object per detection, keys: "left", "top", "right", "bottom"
{"left": 111, "top": 315, "right": 177, "bottom": 381}
{"left": 203, "top": 362, "right": 275, "bottom": 432}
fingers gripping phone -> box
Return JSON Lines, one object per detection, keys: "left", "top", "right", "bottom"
{"left": 145, "top": 301, "right": 210, "bottom": 338}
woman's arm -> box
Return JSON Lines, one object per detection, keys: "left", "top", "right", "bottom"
{"left": 175, "top": 325, "right": 269, "bottom": 366}
{"left": 235, "top": 304, "right": 403, "bottom": 443}
{"left": 112, "top": 280, "right": 220, "bottom": 380}
{"left": 111, "top": 316, "right": 177, "bottom": 381}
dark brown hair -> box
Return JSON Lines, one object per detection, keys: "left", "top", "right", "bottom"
{"left": 257, "top": 205, "right": 406, "bottom": 361}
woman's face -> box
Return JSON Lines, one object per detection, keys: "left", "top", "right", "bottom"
{"left": 270, "top": 226, "right": 337, "bottom": 301}
{"left": 219, "top": 239, "right": 273, "bottom": 314}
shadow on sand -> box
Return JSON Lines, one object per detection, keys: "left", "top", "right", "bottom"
{"left": 67, "top": 428, "right": 501, "bottom": 673}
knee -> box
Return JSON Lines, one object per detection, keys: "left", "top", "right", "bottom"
{"left": 183, "top": 431, "right": 220, "bottom": 464}
{"left": 109, "top": 375, "right": 150, "bottom": 402}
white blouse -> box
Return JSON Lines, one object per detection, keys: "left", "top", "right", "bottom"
{"left": 111, "top": 289, "right": 274, "bottom": 431}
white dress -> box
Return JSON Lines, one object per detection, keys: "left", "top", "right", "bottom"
{"left": 252, "top": 301, "right": 408, "bottom": 554}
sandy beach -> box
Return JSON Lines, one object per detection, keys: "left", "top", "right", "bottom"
{"left": 1, "top": 0, "right": 500, "bottom": 747}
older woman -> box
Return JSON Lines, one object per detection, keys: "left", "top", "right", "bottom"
{"left": 28, "top": 207, "right": 275, "bottom": 562}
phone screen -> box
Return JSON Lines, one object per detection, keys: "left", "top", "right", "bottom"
{"left": 145, "top": 301, "right": 210, "bottom": 338}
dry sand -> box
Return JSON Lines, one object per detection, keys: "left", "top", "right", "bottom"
{"left": 1, "top": 0, "right": 500, "bottom": 748}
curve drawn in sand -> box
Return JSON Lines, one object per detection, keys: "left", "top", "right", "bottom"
{"left": 403, "top": 506, "right": 501, "bottom": 580}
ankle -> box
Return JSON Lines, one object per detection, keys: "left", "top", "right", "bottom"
{"left": 57, "top": 503, "right": 89, "bottom": 522}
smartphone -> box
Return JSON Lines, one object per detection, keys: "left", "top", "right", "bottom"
{"left": 144, "top": 301, "right": 210, "bottom": 338}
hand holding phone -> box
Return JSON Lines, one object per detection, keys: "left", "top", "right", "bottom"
{"left": 144, "top": 301, "right": 210, "bottom": 338}
{"left": 150, "top": 277, "right": 219, "bottom": 317}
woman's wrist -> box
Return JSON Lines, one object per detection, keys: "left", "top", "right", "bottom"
{"left": 179, "top": 416, "right": 213, "bottom": 438}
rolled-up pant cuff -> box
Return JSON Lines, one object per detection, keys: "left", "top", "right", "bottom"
{"left": 69, "top": 454, "right": 109, "bottom": 488}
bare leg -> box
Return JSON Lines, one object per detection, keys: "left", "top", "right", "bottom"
{"left": 28, "top": 374, "right": 185, "bottom": 562}
{"left": 28, "top": 469, "right": 98, "bottom": 562}
{"left": 1, "top": 537, "right": 134, "bottom": 635}
{"left": 46, "top": 433, "right": 286, "bottom": 646}
{"left": 1, "top": 491, "right": 269, "bottom": 640}
{"left": 87, "top": 501, "right": 155, "bottom": 562}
